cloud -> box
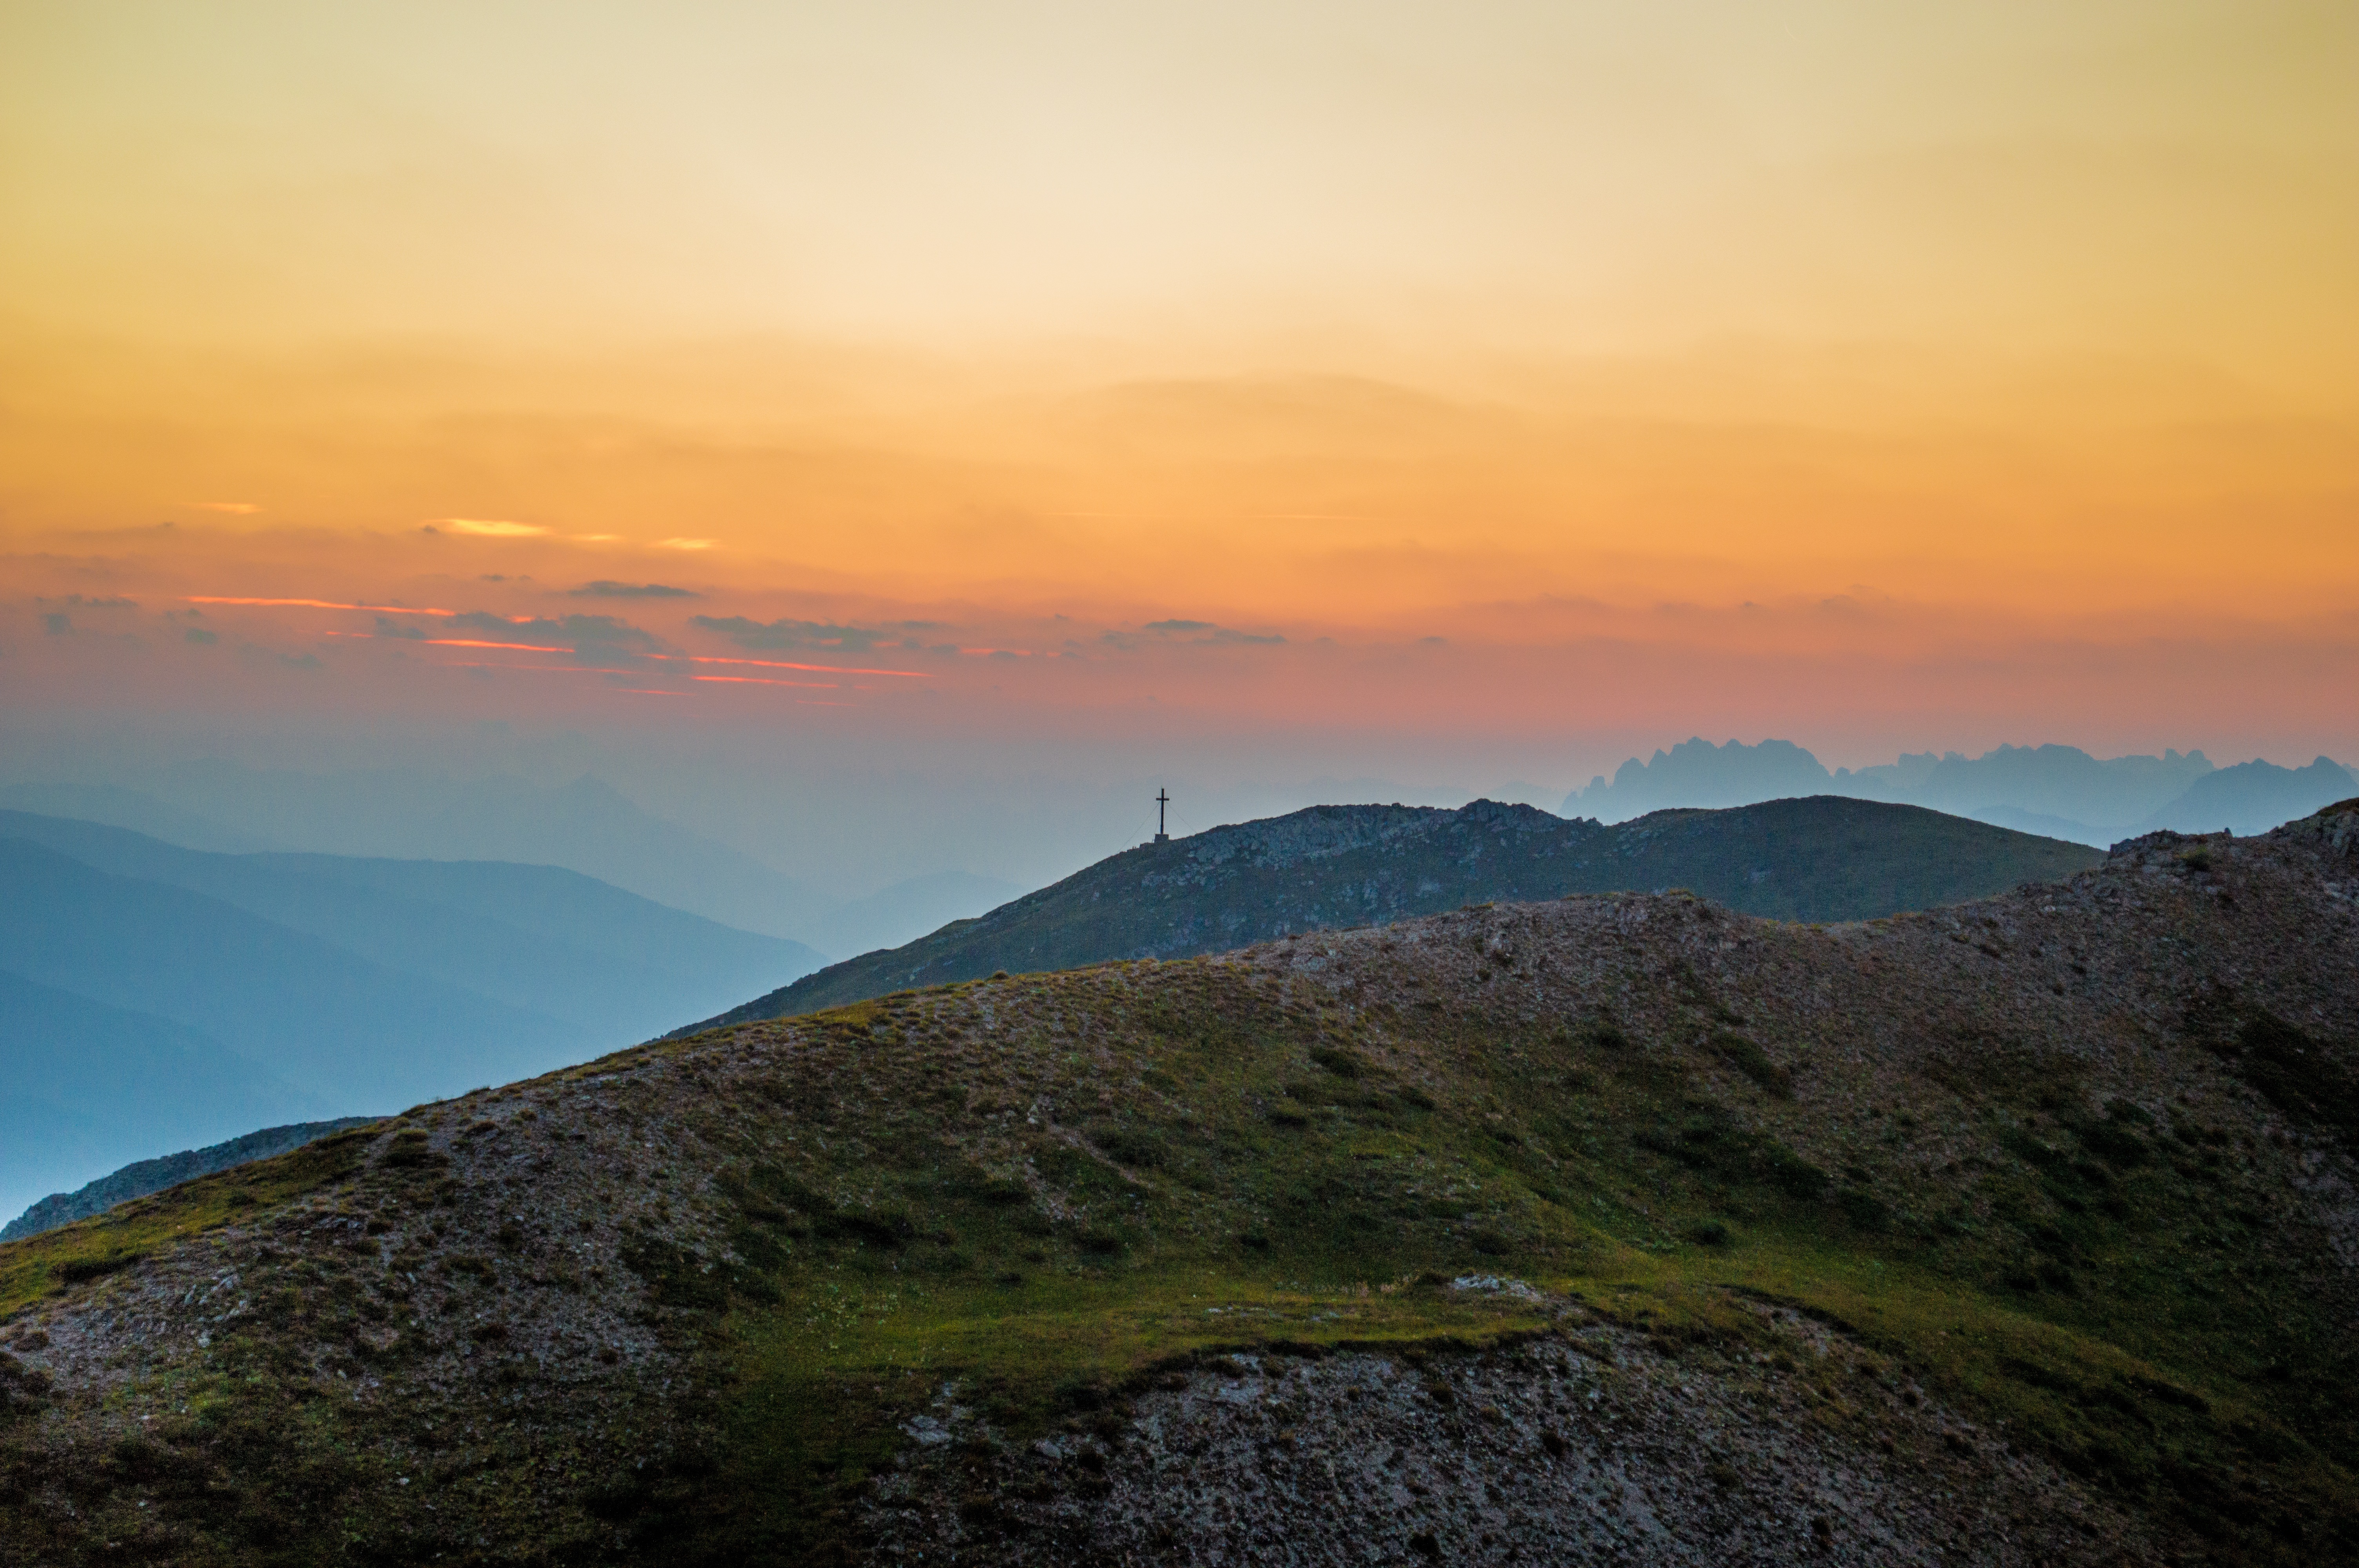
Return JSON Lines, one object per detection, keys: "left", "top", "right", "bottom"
{"left": 1141, "top": 619, "right": 1286, "bottom": 646}
{"left": 570, "top": 581, "right": 700, "bottom": 599}
{"left": 691, "top": 615, "right": 903, "bottom": 653}
{"left": 185, "top": 596, "right": 457, "bottom": 616}
{"left": 448, "top": 610, "right": 660, "bottom": 651}
{"left": 188, "top": 501, "right": 260, "bottom": 514}
{"left": 185, "top": 627, "right": 218, "bottom": 644}
{"left": 655, "top": 538, "right": 715, "bottom": 551}
{"left": 236, "top": 644, "right": 323, "bottom": 671}
{"left": 43, "top": 613, "right": 72, "bottom": 635}
{"left": 38, "top": 595, "right": 137, "bottom": 609}
{"left": 438, "top": 518, "right": 550, "bottom": 537}
{"left": 373, "top": 617, "right": 428, "bottom": 639}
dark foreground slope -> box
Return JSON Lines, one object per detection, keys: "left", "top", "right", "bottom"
{"left": 3, "top": 804, "right": 2355, "bottom": 1566}
{"left": 694, "top": 795, "right": 2099, "bottom": 1028}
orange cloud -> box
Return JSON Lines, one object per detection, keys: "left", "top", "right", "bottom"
{"left": 666, "top": 654, "right": 932, "bottom": 679}
{"left": 437, "top": 519, "right": 550, "bottom": 537}
{"left": 188, "top": 596, "right": 457, "bottom": 616}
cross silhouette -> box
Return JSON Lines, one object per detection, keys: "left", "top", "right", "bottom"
{"left": 1155, "top": 788, "right": 1170, "bottom": 840}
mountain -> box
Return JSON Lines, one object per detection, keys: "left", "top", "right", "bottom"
{"left": 1563, "top": 738, "right": 2226, "bottom": 835}
{"left": 4, "top": 803, "right": 2354, "bottom": 1564}
{"left": 1567, "top": 736, "right": 1836, "bottom": 817}
{"left": 1839, "top": 742, "right": 2219, "bottom": 825}
{"left": 0, "top": 835, "right": 570, "bottom": 1108}
{"left": 0, "top": 811, "right": 824, "bottom": 1038}
{"left": 2132, "top": 756, "right": 2355, "bottom": 837}
{"left": 0, "top": 781, "right": 278, "bottom": 853}
{"left": 0, "top": 970, "right": 335, "bottom": 1228}
{"left": 33, "top": 766, "right": 846, "bottom": 947}
{"left": 13, "top": 767, "right": 1010, "bottom": 954}
{"left": 0, "top": 814, "right": 825, "bottom": 1222}
{"left": 689, "top": 796, "right": 2101, "bottom": 1028}
{"left": 0, "top": 1120, "right": 379, "bottom": 1243}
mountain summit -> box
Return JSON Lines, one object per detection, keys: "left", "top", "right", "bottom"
{"left": 685, "top": 795, "right": 2099, "bottom": 1028}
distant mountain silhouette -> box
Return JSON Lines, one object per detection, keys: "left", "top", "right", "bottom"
{"left": 1841, "top": 743, "right": 2217, "bottom": 826}
{"left": 683, "top": 795, "right": 2099, "bottom": 1029}
{"left": 0, "top": 813, "right": 825, "bottom": 1222}
{"left": 1, "top": 1118, "right": 379, "bottom": 1242}
{"left": 0, "top": 968, "right": 331, "bottom": 1228}
{"left": 1566, "top": 738, "right": 1833, "bottom": 818}
{"left": 13, "top": 768, "right": 839, "bottom": 944}
{"left": 0, "top": 781, "right": 276, "bottom": 852}
{"left": 1561, "top": 739, "right": 2350, "bottom": 844}
{"left": 11, "top": 770, "right": 1004, "bottom": 955}
{"left": 2131, "top": 757, "right": 2355, "bottom": 837}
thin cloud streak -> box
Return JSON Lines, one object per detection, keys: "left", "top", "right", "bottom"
{"left": 187, "top": 597, "right": 457, "bottom": 616}
{"left": 660, "top": 654, "right": 932, "bottom": 679}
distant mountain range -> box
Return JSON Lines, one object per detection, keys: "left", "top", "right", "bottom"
{"left": 685, "top": 795, "right": 2100, "bottom": 1029}
{"left": 0, "top": 1120, "right": 378, "bottom": 1243}
{"left": 0, "top": 773, "right": 1017, "bottom": 956}
{"left": 1565, "top": 739, "right": 2354, "bottom": 842}
{"left": 0, "top": 811, "right": 825, "bottom": 1226}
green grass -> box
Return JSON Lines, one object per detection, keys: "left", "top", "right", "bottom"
{"left": 0, "top": 1125, "right": 382, "bottom": 1319}
{"left": 625, "top": 961, "right": 2358, "bottom": 1562}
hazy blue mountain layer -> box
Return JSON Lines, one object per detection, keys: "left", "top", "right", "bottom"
{"left": 0, "top": 813, "right": 826, "bottom": 1222}
{"left": 2133, "top": 756, "right": 2358, "bottom": 837}
{"left": 1, "top": 773, "right": 1014, "bottom": 955}
{"left": 0, "top": 811, "right": 823, "bottom": 1036}
{"left": 0, "top": 781, "right": 277, "bottom": 853}
{"left": 2, "top": 1118, "right": 380, "bottom": 1242}
{"left": 0, "top": 835, "right": 575, "bottom": 1108}
{"left": 3, "top": 769, "right": 839, "bottom": 944}
{"left": 1563, "top": 738, "right": 2350, "bottom": 841}
{"left": 0, "top": 969, "right": 333, "bottom": 1228}
{"left": 685, "top": 795, "right": 2099, "bottom": 1029}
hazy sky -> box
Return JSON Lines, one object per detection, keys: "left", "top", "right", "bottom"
{"left": 4, "top": 1, "right": 2354, "bottom": 886}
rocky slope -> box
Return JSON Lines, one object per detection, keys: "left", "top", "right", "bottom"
{"left": 0, "top": 802, "right": 2353, "bottom": 1566}
{"left": 691, "top": 795, "right": 2100, "bottom": 1028}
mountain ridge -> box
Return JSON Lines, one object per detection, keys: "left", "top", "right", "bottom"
{"left": 684, "top": 795, "right": 2100, "bottom": 1030}
{"left": 0, "top": 811, "right": 826, "bottom": 1221}
{"left": 0, "top": 1121, "right": 382, "bottom": 1243}
{"left": 1563, "top": 738, "right": 2354, "bottom": 840}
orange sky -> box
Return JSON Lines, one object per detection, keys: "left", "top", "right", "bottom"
{"left": 4, "top": 1, "right": 2355, "bottom": 773}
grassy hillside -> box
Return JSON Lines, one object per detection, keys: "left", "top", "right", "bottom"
{"left": 694, "top": 795, "right": 2101, "bottom": 1027}
{"left": 1, "top": 805, "right": 2352, "bottom": 1565}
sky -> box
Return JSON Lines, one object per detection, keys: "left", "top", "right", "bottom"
{"left": 4, "top": 1, "right": 2355, "bottom": 889}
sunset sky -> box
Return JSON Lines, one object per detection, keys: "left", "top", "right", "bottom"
{"left": 4, "top": 1, "right": 2354, "bottom": 886}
